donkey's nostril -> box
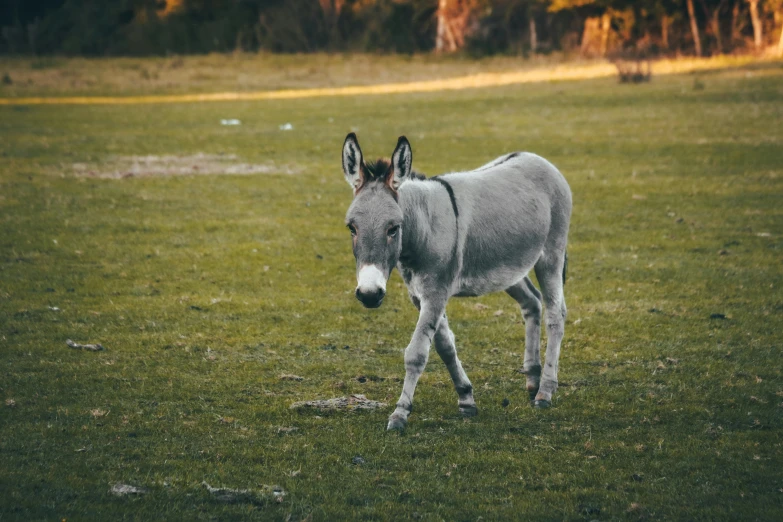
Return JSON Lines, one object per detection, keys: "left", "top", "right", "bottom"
{"left": 355, "top": 287, "right": 385, "bottom": 308}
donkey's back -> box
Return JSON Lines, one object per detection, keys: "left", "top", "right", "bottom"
{"left": 442, "top": 152, "right": 572, "bottom": 298}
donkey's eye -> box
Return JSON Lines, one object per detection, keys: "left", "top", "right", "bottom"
{"left": 387, "top": 225, "right": 400, "bottom": 237}
{"left": 347, "top": 224, "right": 357, "bottom": 236}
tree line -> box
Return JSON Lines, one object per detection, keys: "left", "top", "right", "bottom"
{"left": 2, "top": 0, "right": 782, "bottom": 57}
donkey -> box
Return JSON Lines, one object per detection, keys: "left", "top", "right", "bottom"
{"left": 341, "top": 133, "right": 572, "bottom": 431}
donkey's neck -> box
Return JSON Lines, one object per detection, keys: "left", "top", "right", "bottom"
{"left": 398, "top": 178, "right": 458, "bottom": 272}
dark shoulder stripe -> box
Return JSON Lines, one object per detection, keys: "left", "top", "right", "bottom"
{"left": 430, "top": 176, "right": 459, "bottom": 218}
{"left": 474, "top": 152, "right": 521, "bottom": 172}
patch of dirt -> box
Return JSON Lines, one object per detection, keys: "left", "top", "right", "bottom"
{"left": 68, "top": 154, "right": 299, "bottom": 179}
{"left": 66, "top": 339, "right": 104, "bottom": 351}
{"left": 202, "top": 481, "right": 285, "bottom": 504}
{"left": 290, "top": 394, "right": 388, "bottom": 411}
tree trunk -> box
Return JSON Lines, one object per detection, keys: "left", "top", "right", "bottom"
{"left": 318, "top": 0, "right": 344, "bottom": 45}
{"left": 529, "top": 16, "right": 537, "bottom": 53}
{"left": 687, "top": 0, "right": 703, "bottom": 56}
{"left": 435, "top": 0, "right": 473, "bottom": 53}
{"left": 730, "top": 0, "right": 741, "bottom": 47}
{"left": 713, "top": 11, "right": 723, "bottom": 53}
{"left": 778, "top": 10, "right": 783, "bottom": 56}
{"left": 778, "top": 26, "right": 783, "bottom": 57}
{"left": 747, "top": 0, "right": 763, "bottom": 50}
{"left": 581, "top": 16, "right": 600, "bottom": 56}
{"left": 699, "top": 0, "right": 726, "bottom": 53}
{"left": 599, "top": 12, "right": 611, "bottom": 56}
{"left": 436, "top": 0, "right": 454, "bottom": 53}
{"left": 661, "top": 14, "right": 671, "bottom": 49}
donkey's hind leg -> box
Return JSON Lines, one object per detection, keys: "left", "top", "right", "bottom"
{"left": 434, "top": 313, "right": 476, "bottom": 417}
{"left": 506, "top": 277, "right": 543, "bottom": 401}
{"left": 533, "top": 253, "right": 567, "bottom": 409}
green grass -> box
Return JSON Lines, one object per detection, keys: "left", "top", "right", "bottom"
{"left": 1, "top": 57, "right": 782, "bottom": 520}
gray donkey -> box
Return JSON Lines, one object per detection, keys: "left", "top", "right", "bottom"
{"left": 341, "top": 133, "right": 572, "bottom": 431}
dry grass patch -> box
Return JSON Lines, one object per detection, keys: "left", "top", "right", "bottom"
{"left": 67, "top": 153, "right": 299, "bottom": 179}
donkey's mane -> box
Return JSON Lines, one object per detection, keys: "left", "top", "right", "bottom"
{"left": 364, "top": 158, "right": 426, "bottom": 182}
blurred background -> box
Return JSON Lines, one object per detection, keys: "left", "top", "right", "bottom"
{"left": 1, "top": 0, "right": 782, "bottom": 58}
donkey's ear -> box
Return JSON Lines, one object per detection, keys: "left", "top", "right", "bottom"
{"left": 342, "top": 133, "right": 364, "bottom": 192}
{"left": 389, "top": 136, "right": 412, "bottom": 191}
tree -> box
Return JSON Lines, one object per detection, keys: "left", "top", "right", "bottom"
{"left": 730, "top": 0, "right": 743, "bottom": 45}
{"left": 318, "top": 0, "right": 345, "bottom": 43}
{"left": 779, "top": 20, "right": 783, "bottom": 55}
{"left": 435, "top": 0, "right": 486, "bottom": 52}
{"left": 528, "top": 1, "right": 538, "bottom": 51}
{"left": 778, "top": 3, "right": 783, "bottom": 55}
{"left": 686, "top": 0, "right": 703, "bottom": 55}
{"left": 747, "top": 0, "right": 762, "bottom": 50}
{"left": 548, "top": 0, "right": 612, "bottom": 57}
{"left": 699, "top": 0, "right": 727, "bottom": 53}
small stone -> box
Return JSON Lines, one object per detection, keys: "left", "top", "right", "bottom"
{"left": 352, "top": 455, "right": 365, "bottom": 465}
{"left": 110, "top": 483, "right": 147, "bottom": 496}
{"left": 501, "top": 398, "right": 510, "bottom": 408}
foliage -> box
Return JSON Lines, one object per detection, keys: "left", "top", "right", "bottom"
{"left": 1, "top": 0, "right": 782, "bottom": 56}
{"left": 0, "top": 55, "right": 782, "bottom": 520}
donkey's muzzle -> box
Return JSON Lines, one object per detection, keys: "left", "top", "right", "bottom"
{"left": 356, "top": 287, "right": 385, "bottom": 308}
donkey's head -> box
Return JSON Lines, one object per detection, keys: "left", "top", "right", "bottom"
{"left": 342, "top": 133, "right": 413, "bottom": 308}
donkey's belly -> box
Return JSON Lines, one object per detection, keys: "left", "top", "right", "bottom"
{"left": 454, "top": 267, "right": 529, "bottom": 297}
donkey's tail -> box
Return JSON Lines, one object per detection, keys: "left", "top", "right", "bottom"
{"left": 562, "top": 251, "right": 568, "bottom": 285}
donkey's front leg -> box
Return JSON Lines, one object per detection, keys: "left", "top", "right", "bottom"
{"left": 387, "top": 299, "right": 446, "bottom": 431}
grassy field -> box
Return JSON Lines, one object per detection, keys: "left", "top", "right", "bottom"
{"left": 1, "top": 56, "right": 782, "bottom": 520}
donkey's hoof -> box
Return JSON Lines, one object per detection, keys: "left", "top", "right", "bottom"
{"left": 386, "top": 415, "right": 408, "bottom": 431}
{"left": 533, "top": 399, "right": 551, "bottom": 409}
{"left": 459, "top": 404, "right": 478, "bottom": 417}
